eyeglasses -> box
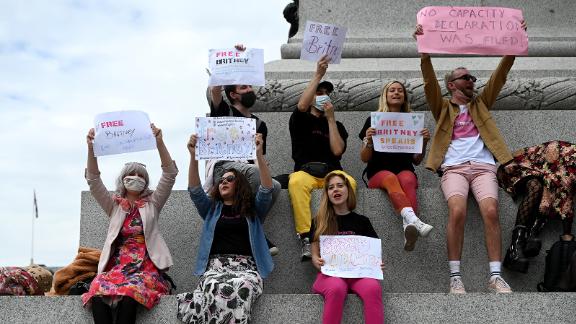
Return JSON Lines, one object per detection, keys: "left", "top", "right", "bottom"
{"left": 218, "top": 174, "right": 236, "bottom": 185}
{"left": 450, "top": 74, "right": 477, "bottom": 82}
{"left": 125, "top": 162, "right": 147, "bottom": 168}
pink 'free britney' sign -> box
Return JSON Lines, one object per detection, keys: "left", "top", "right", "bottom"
{"left": 416, "top": 6, "right": 528, "bottom": 56}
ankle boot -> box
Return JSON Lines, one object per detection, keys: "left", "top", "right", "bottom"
{"left": 503, "top": 226, "right": 530, "bottom": 273}
{"left": 524, "top": 217, "right": 547, "bottom": 257}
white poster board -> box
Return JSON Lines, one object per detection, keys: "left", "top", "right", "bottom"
{"left": 320, "top": 235, "right": 383, "bottom": 280}
{"left": 208, "top": 48, "right": 265, "bottom": 86}
{"left": 371, "top": 112, "right": 424, "bottom": 153}
{"left": 300, "top": 21, "right": 347, "bottom": 64}
{"left": 93, "top": 110, "right": 156, "bottom": 156}
{"left": 195, "top": 117, "right": 256, "bottom": 160}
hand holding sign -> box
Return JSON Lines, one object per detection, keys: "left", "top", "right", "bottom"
{"left": 208, "top": 47, "right": 264, "bottom": 86}
{"left": 93, "top": 111, "right": 157, "bottom": 157}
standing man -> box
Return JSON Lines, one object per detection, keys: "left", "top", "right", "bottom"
{"left": 414, "top": 21, "right": 526, "bottom": 294}
{"left": 206, "top": 44, "right": 282, "bottom": 254}
{"left": 289, "top": 55, "right": 356, "bottom": 260}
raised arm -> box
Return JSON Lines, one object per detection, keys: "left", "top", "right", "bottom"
{"left": 414, "top": 24, "right": 443, "bottom": 120}
{"left": 208, "top": 44, "right": 246, "bottom": 110}
{"left": 85, "top": 128, "right": 114, "bottom": 216}
{"left": 149, "top": 124, "right": 178, "bottom": 211}
{"left": 187, "top": 134, "right": 211, "bottom": 218}
{"left": 297, "top": 55, "right": 330, "bottom": 112}
{"left": 255, "top": 133, "right": 272, "bottom": 189}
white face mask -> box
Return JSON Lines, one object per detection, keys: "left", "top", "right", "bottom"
{"left": 123, "top": 175, "right": 146, "bottom": 192}
{"left": 314, "top": 95, "right": 330, "bottom": 111}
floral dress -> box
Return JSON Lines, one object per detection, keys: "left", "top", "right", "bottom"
{"left": 497, "top": 140, "right": 576, "bottom": 220}
{"left": 82, "top": 206, "right": 169, "bottom": 309}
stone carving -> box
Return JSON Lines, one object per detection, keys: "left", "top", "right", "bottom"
{"left": 253, "top": 78, "right": 576, "bottom": 112}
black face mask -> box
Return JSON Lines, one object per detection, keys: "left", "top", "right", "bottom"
{"left": 238, "top": 91, "right": 257, "bottom": 108}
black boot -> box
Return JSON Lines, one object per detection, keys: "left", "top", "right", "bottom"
{"left": 504, "top": 226, "right": 530, "bottom": 273}
{"left": 524, "top": 217, "right": 547, "bottom": 257}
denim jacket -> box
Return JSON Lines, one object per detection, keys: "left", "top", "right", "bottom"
{"left": 188, "top": 184, "right": 274, "bottom": 278}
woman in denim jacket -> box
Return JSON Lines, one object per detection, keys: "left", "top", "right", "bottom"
{"left": 177, "top": 133, "right": 274, "bottom": 324}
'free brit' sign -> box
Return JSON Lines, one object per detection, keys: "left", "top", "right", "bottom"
{"left": 300, "top": 21, "right": 347, "bottom": 64}
{"left": 416, "top": 6, "right": 528, "bottom": 56}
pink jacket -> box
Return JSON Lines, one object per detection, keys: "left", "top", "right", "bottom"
{"left": 86, "top": 162, "right": 178, "bottom": 273}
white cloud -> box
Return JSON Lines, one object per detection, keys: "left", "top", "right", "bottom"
{"left": 0, "top": 0, "right": 291, "bottom": 266}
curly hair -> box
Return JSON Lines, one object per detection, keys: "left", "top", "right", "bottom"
{"left": 115, "top": 162, "right": 153, "bottom": 198}
{"left": 312, "top": 172, "right": 357, "bottom": 242}
{"left": 377, "top": 81, "right": 412, "bottom": 113}
{"left": 210, "top": 168, "right": 255, "bottom": 218}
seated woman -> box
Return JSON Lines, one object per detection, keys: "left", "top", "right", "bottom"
{"left": 310, "top": 171, "right": 384, "bottom": 324}
{"left": 360, "top": 81, "right": 433, "bottom": 251}
{"left": 82, "top": 124, "right": 178, "bottom": 324}
{"left": 177, "top": 133, "right": 274, "bottom": 324}
{"left": 498, "top": 140, "right": 575, "bottom": 273}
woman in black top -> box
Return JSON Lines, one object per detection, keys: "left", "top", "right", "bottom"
{"left": 310, "top": 171, "right": 384, "bottom": 324}
{"left": 360, "top": 81, "right": 433, "bottom": 251}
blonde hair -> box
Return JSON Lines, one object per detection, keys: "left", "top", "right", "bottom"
{"left": 312, "top": 172, "right": 357, "bottom": 242}
{"left": 377, "top": 81, "right": 411, "bottom": 113}
{"left": 444, "top": 67, "right": 467, "bottom": 92}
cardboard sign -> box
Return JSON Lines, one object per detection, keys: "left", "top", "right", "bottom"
{"left": 416, "top": 6, "right": 528, "bottom": 55}
{"left": 93, "top": 111, "right": 156, "bottom": 156}
{"left": 371, "top": 112, "right": 424, "bottom": 153}
{"left": 195, "top": 117, "right": 256, "bottom": 160}
{"left": 320, "top": 235, "right": 383, "bottom": 280}
{"left": 300, "top": 21, "right": 347, "bottom": 64}
{"left": 208, "top": 48, "right": 265, "bottom": 86}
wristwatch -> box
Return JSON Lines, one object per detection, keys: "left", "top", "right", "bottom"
{"left": 363, "top": 137, "right": 373, "bottom": 148}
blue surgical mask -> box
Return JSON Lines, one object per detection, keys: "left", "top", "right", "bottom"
{"left": 314, "top": 95, "right": 330, "bottom": 111}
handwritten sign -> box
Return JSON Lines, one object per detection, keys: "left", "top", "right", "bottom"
{"left": 300, "top": 21, "right": 347, "bottom": 64}
{"left": 371, "top": 112, "right": 424, "bottom": 153}
{"left": 208, "top": 48, "right": 265, "bottom": 86}
{"left": 416, "top": 6, "right": 528, "bottom": 55}
{"left": 320, "top": 235, "right": 382, "bottom": 280}
{"left": 93, "top": 111, "right": 156, "bottom": 156}
{"left": 195, "top": 117, "right": 256, "bottom": 160}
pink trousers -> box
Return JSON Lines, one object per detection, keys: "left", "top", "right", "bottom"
{"left": 312, "top": 273, "right": 384, "bottom": 324}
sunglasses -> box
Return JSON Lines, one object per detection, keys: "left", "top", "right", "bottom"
{"left": 451, "top": 74, "right": 477, "bottom": 82}
{"left": 218, "top": 174, "right": 236, "bottom": 185}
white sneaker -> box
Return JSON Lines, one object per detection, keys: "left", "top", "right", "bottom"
{"left": 449, "top": 277, "right": 466, "bottom": 294}
{"left": 403, "top": 224, "right": 418, "bottom": 251}
{"left": 413, "top": 219, "right": 433, "bottom": 237}
{"left": 488, "top": 276, "right": 512, "bottom": 293}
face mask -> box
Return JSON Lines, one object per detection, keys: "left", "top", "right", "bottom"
{"left": 239, "top": 91, "right": 257, "bottom": 108}
{"left": 314, "top": 95, "right": 330, "bottom": 111}
{"left": 123, "top": 175, "right": 146, "bottom": 192}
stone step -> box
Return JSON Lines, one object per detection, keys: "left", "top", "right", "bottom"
{"left": 257, "top": 110, "right": 576, "bottom": 187}
{"left": 80, "top": 188, "right": 572, "bottom": 295}
{"left": 1, "top": 293, "right": 575, "bottom": 323}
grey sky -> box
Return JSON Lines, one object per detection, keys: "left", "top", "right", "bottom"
{"left": 0, "top": 0, "right": 291, "bottom": 266}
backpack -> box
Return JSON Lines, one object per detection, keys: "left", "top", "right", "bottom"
{"left": 537, "top": 237, "right": 576, "bottom": 292}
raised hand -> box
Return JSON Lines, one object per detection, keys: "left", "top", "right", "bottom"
{"left": 316, "top": 54, "right": 331, "bottom": 78}
{"left": 87, "top": 128, "right": 95, "bottom": 147}
{"left": 188, "top": 134, "right": 198, "bottom": 156}
{"left": 151, "top": 123, "right": 163, "bottom": 141}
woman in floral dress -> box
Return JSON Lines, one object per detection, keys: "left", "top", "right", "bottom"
{"left": 177, "top": 133, "right": 273, "bottom": 324}
{"left": 82, "top": 124, "right": 178, "bottom": 324}
{"left": 498, "top": 140, "right": 575, "bottom": 272}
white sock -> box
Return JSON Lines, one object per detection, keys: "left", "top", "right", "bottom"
{"left": 400, "top": 207, "right": 418, "bottom": 225}
{"left": 449, "top": 260, "right": 461, "bottom": 278}
{"left": 489, "top": 261, "right": 502, "bottom": 280}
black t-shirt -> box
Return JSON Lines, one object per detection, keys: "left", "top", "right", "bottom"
{"left": 309, "top": 211, "right": 379, "bottom": 242}
{"left": 209, "top": 205, "right": 253, "bottom": 256}
{"left": 359, "top": 116, "right": 415, "bottom": 179}
{"left": 210, "top": 98, "right": 268, "bottom": 156}
{"left": 289, "top": 107, "right": 348, "bottom": 172}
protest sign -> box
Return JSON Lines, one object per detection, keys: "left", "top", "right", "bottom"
{"left": 416, "top": 6, "right": 528, "bottom": 55}
{"left": 300, "top": 21, "right": 347, "bottom": 64}
{"left": 208, "top": 48, "right": 265, "bottom": 86}
{"left": 371, "top": 112, "right": 424, "bottom": 153}
{"left": 195, "top": 117, "right": 256, "bottom": 161}
{"left": 320, "top": 235, "right": 383, "bottom": 280}
{"left": 93, "top": 111, "right": 156, "bottom": 157}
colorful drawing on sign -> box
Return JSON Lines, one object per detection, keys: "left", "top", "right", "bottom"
{"left": 416, "top": 6, "right": 528, "bottom": 56}
{"left": 195, "top": 117, "right": 257, "bottom": 161}
{"left": 300, "top": 21, "right": 347, "bottom": 64}
{"left": 371, "top": 112, "right": 424, "bottom": 153}
{"left": 93, "top": 110, "right": 156, "bottom": 157}
{"left": 208, "top": 48, "right": 265, "bottom": 86}
{"left": 320, "top": 235, "right": 383, "bottom": 280}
